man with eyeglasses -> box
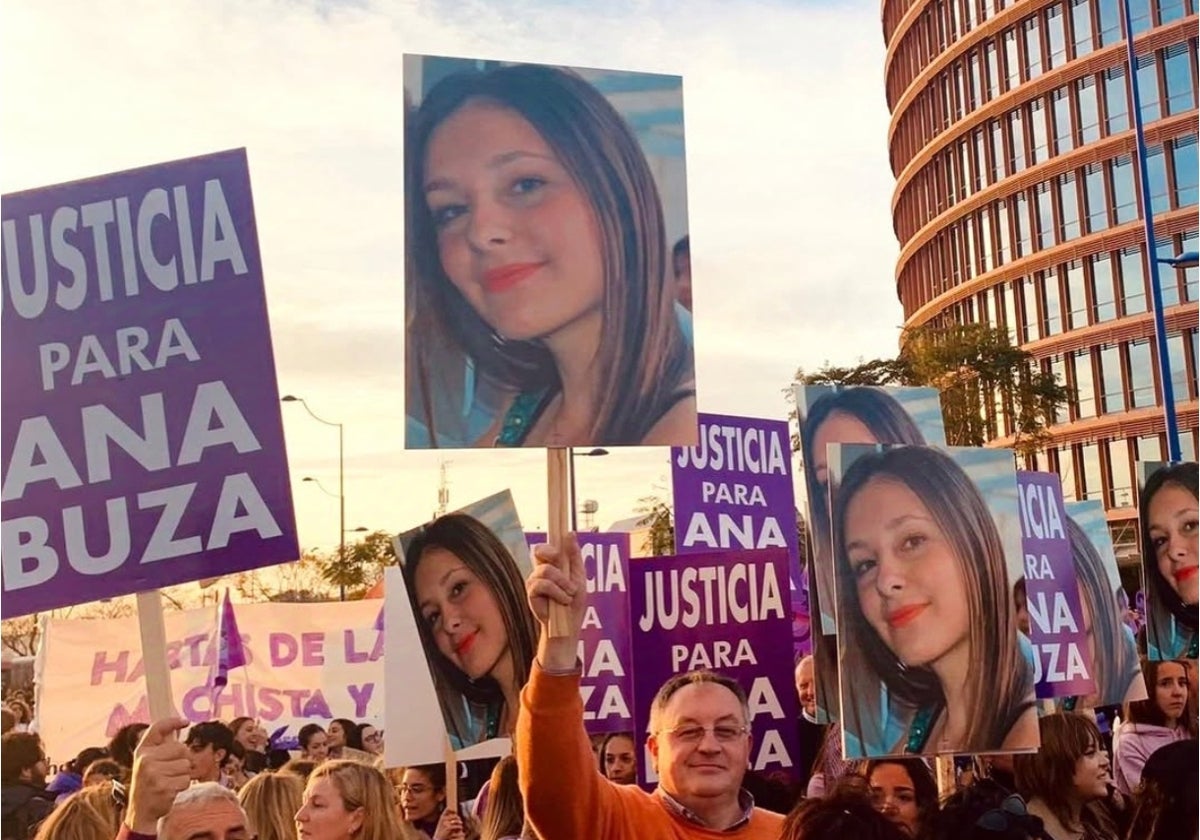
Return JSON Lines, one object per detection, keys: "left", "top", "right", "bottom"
{"left": 520, "top": 535, "right": 784, "bottom": 839}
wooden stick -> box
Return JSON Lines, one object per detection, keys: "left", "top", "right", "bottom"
{"left": 443, "top": 737, "right": 458, "bottom": 814}
{"left": 136, "top": 590, "right": 176, "bottom": 721}
{"left": 546, "top": 448, "right": 572, "bottom": 638}
{"left": 935, "top": 755, "right": 956, "bottom": 799}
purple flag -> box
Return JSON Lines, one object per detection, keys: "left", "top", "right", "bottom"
{"left": 528, "top": 532, "right": 634, "bottom": 735}
{"left": 209, "top": 589, "right": 247, "bottom": 690}
{"left": 1, "top": 149, "right": 299, "bottom": 616}
{"left": 1017, "top": 472, "right": 1095, "bottom": 699}
{"left": 628, "top": 548, "right": 799, "bottom": 786}
{"left": 671, "top": 414, "right": 809, "bottom": 658}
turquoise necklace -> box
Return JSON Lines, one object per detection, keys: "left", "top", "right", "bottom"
{"left": 1188, "top": 633, "right": 1198, "bottom": 659}
{"left": 495, "top": 390, "right": 549, "bottom": 446}
{"left": 905, "top": 705, "right": 939, "bottom": 754}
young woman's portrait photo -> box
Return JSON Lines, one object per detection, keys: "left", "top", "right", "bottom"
{"left": 829, "top": 444, "right": 1038, "bottom": 758}
{"left": 1137, "top": 461, "right": 1199, "bottom": 661}
{"left": 404, "top": 55, "right": 696, "bottom": 449}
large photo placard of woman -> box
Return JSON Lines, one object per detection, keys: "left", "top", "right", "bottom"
{"left": 828, "top": 444, "right": 1038, "bottom": 757}
{"left": 1136, "top": 461, "right": 1199, "bottom": 660}
{"left": 404, "top": 54, "right": 696, "bottom": 448}
{"left": 393, "top": 489, "right": 537, "bottom": 754}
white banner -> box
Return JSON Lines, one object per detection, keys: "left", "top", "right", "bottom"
{"left": 36, "top": 600, "right": 382, "bottom": 765}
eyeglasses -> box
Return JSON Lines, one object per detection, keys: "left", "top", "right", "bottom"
{"left": 363, "top": 732, "right": 384, "bottom": 743}
{"left": 397, "top": 784, "right": 430, "bottom": 795}
{"left": 657, "top": 723, "right": 749, "bottom": 744}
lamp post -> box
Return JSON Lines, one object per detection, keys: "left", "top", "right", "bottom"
{"left": 283, "top": 395, "right": 346, "bottom": 600}
{"left": 568, "top": 448, "right": 609, "bottom": 532}
{"left": 1121, "top": 1, "right": 1184, "bottom": 463}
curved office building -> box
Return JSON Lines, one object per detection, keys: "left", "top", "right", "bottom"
{"left": 883, "top": 0, "right": 1198, "bottom": 568}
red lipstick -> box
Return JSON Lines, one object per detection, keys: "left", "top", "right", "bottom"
{"left": 482, "top": 262, "right": 543, "bottom": 293}
{"left": 886, "top": 604, "right": 927, "bottom": 628}
{"left": 1176, "top": 566, "right": 1198, "bottom": 583}
{"left": 454, "top": 632, "right": 477, "bottom": 656}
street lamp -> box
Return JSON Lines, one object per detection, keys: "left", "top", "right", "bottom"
{"left": 1121, "top": 1, "right": 1184, "bottom": 462}
{"left": 568, "top": 448, "right": 609, "bottom": 532}
{"left": 1156, "top": 251, "right": 1199, "bottom": 270}
{"left": 283, "top": 395, "right": 346, "bottom": 600}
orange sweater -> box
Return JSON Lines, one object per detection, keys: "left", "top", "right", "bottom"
{"left": 517, "top": 665, "right": 784, "bottom": 840}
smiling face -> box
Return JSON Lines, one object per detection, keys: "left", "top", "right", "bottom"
{"left": 602, "top": 734, "right": 638, "bottom": 785}
{"left": 844, "top": 476, "right": 971, "bottom": 670}
{"left": 398, "top": 768, "right": 443, "bottom": 823}
{"left": 812, "top": 411, "right": 877, "bottom": 488}
{"left": 869, "top": 763, "right": 921, "bottom": 837}
{"left": 296, "top": 777, "right": 363, "bottom": 840}
{"left": 361, "top": 726, "right": 383, "bottom": 756}
{"left": 647, "top": 683, "right": 751, "bottom": 806}
{"left": 1153, "top": 661, "right": 1189, "bottom": 726}
{"left": 1069, "top": 737, "right": 1112, "bottom": 802}
{"left": 414, "top": 546, "right": 509, "bottom": 681}
{"left": 794, "top": 656, "right": 816, "bottom": 718}
{"left": 327, "top": 722, "right": 345, "bottom": 750}
{"left": 1148, "top": 483, "right": 1199, "bottom": 605}
{"left": 423, "top": 98, "right": 605, "bottom": 344}
{"left": 303, "top": 732, "right": 329, "bottom": 762}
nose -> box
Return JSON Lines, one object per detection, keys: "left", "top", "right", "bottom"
{"left": 465, "top": 196, "right": 511, "bottom": 252}
{"left": 295, "top": 805, "right": 308, "bottom": 823}
{"left": 874, "top": 550, "right": 907, "bottom": 595}
{"left": 1168, "top": 532, "right": 1190, "bottom": 560}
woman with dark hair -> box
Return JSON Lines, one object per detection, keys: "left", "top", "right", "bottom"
{"left": 398, "top": 764, "right": 467, "bottom": 840}
{"left": 597, "top": 732, "right": 636, "bottom": 785}
{"left": 407, "top": 62, "right": 695, "bottom": 447}
{"left": 863, "top": 758, "right": 937, "bottom": 837}
{"left": 1113, "top": 658, "right": 1195, "bottom": 796}
{"left": 298, "top": 723, "right": 329, "bottom": 763}
{"left": 105, "top": 723, "right": 148, "bottom": 772}
{"left": 403, "top": 513, "right": 538, "bottom": 749}
{"left": 1063, "top": 516, "right": 1144, "bottom": 708}
{"left": 832, "top": 446, "right": 1037, "bottom": 755}
{"left": 327, "top": 719, "right": 371, "bottom": 762}
{"left": 1139, "top": 461, "right": 1198, "bottom": 660}
{"left": 1122, "top": 738, "right": 1198, "bottom": 840}
{"left": 1014, "top": 713, "right": 1119, "bottom": 840}
{"left": 780, "top": 784, "right": 907, "bottom": 840}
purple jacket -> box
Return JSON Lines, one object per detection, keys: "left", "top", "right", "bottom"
{"left": 1113, "top": 722, "right": 1189, "bottom": 796}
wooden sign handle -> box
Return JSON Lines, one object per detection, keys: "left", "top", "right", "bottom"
{"left": 443, "top": 737, "right": 458, "bottom": 814}
{"left": 546, "top": 448, "right": 572, "bottom": 638}
{"left": 136, "top": 590, "right": 176, "bottom": 721}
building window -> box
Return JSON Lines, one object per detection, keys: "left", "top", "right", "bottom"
{"left": 1085, "top": 163, "right": 1108, "bottom": 232}
{"left": 1043, "top": 271, "right": 1063, "bottom": 336}
{"left": 980, "top": 205, "right": 995, "bottom": 271}
{"left": 1127, "top": 338, "right": 1156, "bottom": 408}
{"left": 1147, "top": 146, "right": 1170, "bottom": 215}
{"left": 1022, "top": 277, "right": 1042, "bottom": 341}
{"left": 1036, "top": 181, "right": 1055, "bottom": 249}
{"left": 1166, "top": 332, "right": 1189, "bottom": 402}
{"left": 1053, "top": 87, "right": 1074, "bottom": 154}
{"left": 1091, "top": 253, "right": 1117, "bottom": 321}
{"left": 1024, "top": 17, "right": 1044, "bottom": 79}
{"left": 1097, "top": 0, "right": 1122, "bottom": 45}
{"left": 984, "top": 41, "right": 1000, "bottom": 99}
{"left": 1030, "top": 99, "right": 1050, "bottom": 164}
{"left": 1002, "top": 281, "right": 1020, "bottom": 343}
{"left": 1128, "top": 0, "right": 1153, "bottom": 34}
{"left": 1104, "top": 68, "right": 1129, "bottom": 134}
{"left": 1156, "top": 238, "right": 1182, "bottom": 307}
{"left": 1182, "top": 230, "right": 1199, "bottom": 301}
{"left": 1066, "top": 261, "right": 1088, "bottom": 329}
{"left": 1137, "top": 54, "right": 1161, "bottom": 125}
{"left": 1157, "top": 0, "right": 1187, "bottom": 24}
{"left": 1059, "top": 172, "right": 1081, "bottom": 241}
{"left": 996, "top": 199, "right": 1013, "bottom": 264}
{"left": 1050, "top": 356, "right": 1069, "bottom": 423}
{"left": 1119, "top": 247, "right": 1147, "bottom": 314}
{"left": 1173, "top": 135, "right": 1199, "bottom": 207}
{"left": 1058, "top": 446, "right": 1079, "bottom": 500}
{"left": 1077, "top": 76, "right": 1101, "bottom": 145}
{"left": 1071, "top": 0, "right": 1094, "bottom": 56}
{"left": 1015, "top": 192, "right": 1033, "bottom": 256}
{"left": 991, "top": 119, "right": 1007, "bottom": 181}
{"left": 1108, "top": 439, "right": 1134, "bottom": 507}
{"left": 1099, "top": 344, "right": 1124, "bottom": 413}
{"left": 1080, "top": 442, "right": 1103, "bottom": 501}
{"left": 1004, "top": 29, "right": 1021, "bottom": 90}
{"left": 1010, "top": 109, "right": 1027, "bottom": 172}
{"left": 1137, "top": 433, "right": 1163, "bottom": 462}
{"left": 1164, "top": 44, "right": 1195, "bottom": 115}
{"left": 1046, "top": 4, "right": 1067, "bottom": 68}
{"left": 1111, "top": 155, "right": 1137, "bottom": 224}
{"left": 1074, "top": 349, "right": 1097, "bottom": 418}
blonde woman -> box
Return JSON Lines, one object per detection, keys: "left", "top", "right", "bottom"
{"left": 238, "top": 772, "right": 303, "bottom": 840}
{"left": 297, "top": 760, "right": 423, "bottom": 840}
{"left": 32, "top": 793, "right": 111, "bottom": 840}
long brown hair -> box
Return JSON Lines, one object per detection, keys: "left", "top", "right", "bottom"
{"left": 1124, "top": 658, "right": 1197, "bottom": 735}
{"left": 1014, "top": 713, "right": 1118, "bottom": 839}
{"left": 1140, "top": 462, "right": 1199, "bottom": 658}
{"left": 407, "top": 62, "right": 691, "bottom": 444}
{"left": 479, "top": 756, "right": 528, "bottom": 840}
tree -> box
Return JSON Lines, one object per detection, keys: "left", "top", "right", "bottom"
{"left": 320, "top": 531, "right": 397, "bottom": 598}
{"left": 791, "top": 322, "right": 1071, "bottom": 458}
{"left": 636, "top": 495, "right": 675, "bottom": 556}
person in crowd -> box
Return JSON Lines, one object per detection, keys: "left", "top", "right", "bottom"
{"left": 398, "top": 765, "right": 467, "bottom": 840}
{"left": 5, "top": 702, "right": 33, "bottom": 734}
{"left": 226, "top": 718, "right": 266, "bottom": 772}
{"left": 407, "top": 62, "right": 696, "bottom": 449}
{"left": 672, "top": 235, "right": 692, "bottom": 312}
{"left": 974, "top": 752, "right": 1019, "bottom": 794}
{"left": 793, "top": 655, "right": 825, "bottom": 792}
{"left": 1, "top": 712, "right": 14, "bottom": 737}
{"left": 46, "top": 747, "right": 109, "bottom": 805}
{"left": 111, "top": 718, "right": 190, "bottom": 840}
{"left": 780, "top": 784, "right": 907, "bottom": 840}
{"left": 326, "top": 720, "right": 372, "bottom": 763}
{"left": 298, "top": 761, "right": 418, "bottom": 840}
{"left": 739, "top": 770, "right": 796, "bottom": 816}
{"left": 237, "top": 771, "right": 303, "bottom": 840}
{"left": 1014, "top": 712, "right": 1120, "bottom": 840}
{"left": 159, "top": 783, "right": 249, "bottom": 840}
{"left": 1065, "top": 516, "right": 1145, "bottom": 708}
{"left": 478, "top": 756, "right": 525, "bottom": 840}
{"left": 80, "top": 761, "right": 123, "bottom": 788}
{"left": 833, "top": 446, "right": 1038, "bottom": 755}
{"left": 1140, "top": 461, "right": 1198, "bottom": 660}
{"left": 1113, "top": 658, "right": 1196, "bottom": 796}
{"left": 402, "top": 513, "right": 538, "bottom": 749}
{"left": 863, "top": 758, "right": 936, "bottom": 837}
{"left": 1, "top": 733, "right": 54, "bottom": 840}
{"left": 926, "top": 778, "right": 1052, "bottom": 840}
{"left": 359, "top": 726, "right": 383, "bottom": 758}
{"left": 298, "top": 724, "right": 329, "bottom": 763}
{"left": 75, "top": 782, "right": 123, "bottom": 836}
{"left": 221, "top": 743, "right": 251, "bottom": 792}
{"left": 106, "top": 725, "right": 149, "bottom": 775}
{"left": 30, "top": 791, "right": 113, "bottom": 840}
{"left": 520, "top": 535, "right": 784, "bottom": 838}
{"left": 598, "top": 732, "right": 637, "bottom": 785}
{"left": 184, "top": 722, "right": 234, "bottom": 785}
{"left": 1121, "top": 738, "right": 1198, "bottom": 840}
{"left": 279, "top": 760, "right": 319, "bottom": 785}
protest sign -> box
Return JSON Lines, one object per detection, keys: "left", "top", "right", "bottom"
{"left": 672, "top": 413, "right": 809, "bottom": 658}
{"left": 528, "top": 532, "right": 633, "bottom": 734}
{"left": 403, "top": 54, "right": 696, "bottom": 449}
{"left": 1064, "top": 500, "right": 1147, "bottom": 705}
{"left": 1016, "top": 471, "right": 1094, "bottom": 699}
{"left": 389, "top": 490, "right": 535, "bottom": 763}
{"left": 35, "top": 600, "right": 382, "bottom": 766}
{"left": 830, "top": 444, "right": 1037, "bottom": 757}
{"left": 1134, "top": 461, "right": 1198, "bottom": 661}
{"left": 1, "top": 149, "right": 298, "bottom": 615}
{"left": 628, "top": 548, "right": 797, "bottom": 785}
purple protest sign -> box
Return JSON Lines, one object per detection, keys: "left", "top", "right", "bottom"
{"left": 1017, "top": 472, "right": 1095, "bottom": 699}
{"left": 528, "top": 532, "right": 634, "bottom": 735}
{"left": 672, "top": 414, "right": 809, "bottom": 657}
{"left": 628, "top": 548, "right": 798, "bottom": 786}
{"left": 1, "top": 149, "right": 299, "bottom": 615}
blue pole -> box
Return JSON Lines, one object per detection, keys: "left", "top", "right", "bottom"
{"left": 1121, "top": 0, "right": 1182, "bottom": 462}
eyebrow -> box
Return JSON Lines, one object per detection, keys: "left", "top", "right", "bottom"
{"left": 424, "top": 150, "right": 557, "bottom": 193}
{"left": 845, "top": 513, "right": 931, "bottom": 552}
{"left": 418, "top": 565, "right": 469, "bottom": 611}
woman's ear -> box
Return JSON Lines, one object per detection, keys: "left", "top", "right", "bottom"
{"left": 348, "top": 807, "right": 365, "bottom": 836}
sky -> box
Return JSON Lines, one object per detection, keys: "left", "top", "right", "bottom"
{"left": 2, "top": 0, "right": 905, "bottom": 556}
